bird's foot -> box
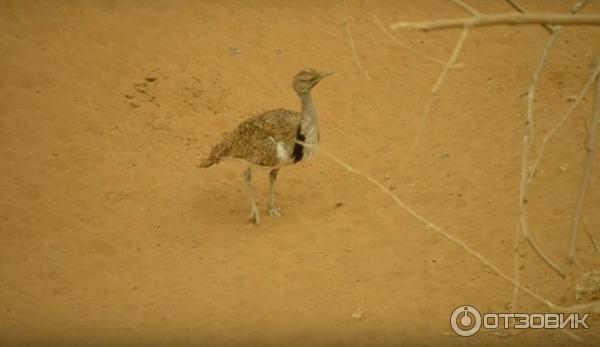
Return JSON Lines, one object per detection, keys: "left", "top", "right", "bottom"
{"left": 268, "top": 205, "right": 282, "bottom": 217}
{"left": 249, "top": 204, "right": 260, "bottom": 225}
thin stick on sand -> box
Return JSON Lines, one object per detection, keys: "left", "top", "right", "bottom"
{"left": 403, "top": 27, "right": 470, "bottom": 164}
{"left": 390, "top": 13, "right": 600, "bottom": 31}
{"left": 567, "top": 61, "right": 600, "bottom": 264}
{"left": 526, "top": 0, "right": 593, "bottom": 181}
{"left": 518, "top": 25, "right": 566, "bottom": 277}
{"left": 503, "top": 0, "right": 554, "bottom": 33}
{"left": 343, "top": 0, "right": 371, "bottom": 80}
{"left": 583, "top": 219, "right": 599, "bottom": 253}
{"left": 372, "top": 14, "right": 450, "bottom": 68}
{"left": 296, "top": 139, "right": 600, "bottom": 318}
{"left": 451, "top": 0, "right": 480, "bottom": 16}
{"left": 529, "top": 63, "right": 600, "bottom": 181}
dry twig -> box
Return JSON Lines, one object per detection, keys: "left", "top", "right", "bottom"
{"left": 403, "top": 27, "right": 470, "bottom": 163}
{"left": 529, "top": 63, "right": 600, "bottom": 181}
{"left": 567, "top": 63, "right": 600, "bottom": 264}
{"left": 343, "top": 0, "right": 371, "bottom": 80}
{"left": 390, "top": 13, "right": 600, "bottom": 31}
{"left": 526, "top": 0, "right": 592, "bottom": 181}
{"left": 583, "top": 219, "right": 599, "bottom": 252}
{"left": 296, "top": 139, "right": 600, "bottom": 315}
{"left": 381, "top": 4, "right": 600, "bottom": 339}
{"left": 504, "top": 0, "right": 526, "bottom": 13}
{"left": 372, "top": 14, "right": 449, "bottom": 67}
{"left": 452, "top": 0, "right": 480, "bottom": 16}
{"left": 571, "top": 0, "right": 592, "bottom": 14}
{"left": 390, "top": 0, "right": 597, "bottom": 279}
{"left": 503, "top": 0, "right": 554, "bottom": 33}
{"left": 518, "top": 25, "right": 566, "bottom": 278}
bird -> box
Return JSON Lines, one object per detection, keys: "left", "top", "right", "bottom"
{"left": 199, "top": 68, "right": 333, "bottom": 225}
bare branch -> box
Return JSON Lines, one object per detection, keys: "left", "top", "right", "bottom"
{"left": 583, "top": 219, "right": 599, "bottom": 252}
{"left": 343, "top": 0, "right": 371, "bottom": 80}
{"left": 504, "top": 0, "right": 554, "bottom": 33}
{"left": 525, "top": 35, "right": 559, "bottom": 144}
{"left": 504, "top": 0, "right": 527, "bottom": 13}
{"left": 529, "top": 63, "right": 600, "bottom": 181}
{"left": 571, "top": 0, "right": 591, "bottom": 14}
{"left": 432, "top": 27, "right": 469, "bottom": 93}
{"left": 403, "top": 27, "right": 470, "bottom": 163}
{"left": 390, "top": 13, "right": 600, "bottom": 31}
{"left": 567, "top": 63, "right": 600, "bottom": 264}
{"left": 526, "top": 0, "right": 592, "bottom": 181}
{"left": 452, "top": 0, "right": 480, "bottom": 16}
{"left": 519, "top": 26, "right": 566, "bottom": 277}
{"left": 372, "top": 14, "right": 449, "bottom": 67}
{"left": 296, "top": 139, "right": 600, "bottom": 314}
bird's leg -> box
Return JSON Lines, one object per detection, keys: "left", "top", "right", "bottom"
{"left": 268, "top": 168, "right": 282, "bottom": 217}
{"left": 243, "top": 167, "right": 260, "bottom": 225}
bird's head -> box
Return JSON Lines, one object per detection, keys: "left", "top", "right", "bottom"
{"left": 292, "top": 68, "right": 333, "bottom": 94}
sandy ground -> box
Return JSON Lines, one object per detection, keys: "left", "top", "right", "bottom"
{"left": 1, "top": 0, "right": 600, "bottom": 346}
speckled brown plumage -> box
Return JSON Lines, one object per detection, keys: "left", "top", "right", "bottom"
{"left": 200, "top": 108, "right": 301, "bottom": 168}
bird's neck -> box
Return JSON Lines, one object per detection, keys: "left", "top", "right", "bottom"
{"left": 298, "top": 91, "right": 319, "bottom": 146}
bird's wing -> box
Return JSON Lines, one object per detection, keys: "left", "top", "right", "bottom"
{"left": 211, "top": 109, "right": 302, "bottom": 166}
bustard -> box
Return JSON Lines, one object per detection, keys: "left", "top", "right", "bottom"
{"left": 199, "top": 68, "right": 333, "bottom": 225}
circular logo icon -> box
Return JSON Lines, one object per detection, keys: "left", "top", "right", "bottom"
{"left": 450, "top": 305, "right": 482, "bottom": 337}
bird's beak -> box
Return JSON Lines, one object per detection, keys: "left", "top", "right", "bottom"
{"left": 319, "top": 71, "right": 334, "bottom": 79}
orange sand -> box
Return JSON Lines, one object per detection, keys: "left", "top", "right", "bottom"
{"left": 1, "top": 1, "right": 600, "bottom": 346}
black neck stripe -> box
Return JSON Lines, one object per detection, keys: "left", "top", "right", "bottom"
{"left": 292, "top": 125, "right": 305, "bottom": 163}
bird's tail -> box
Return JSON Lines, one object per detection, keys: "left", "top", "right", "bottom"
{"left": 198, "top": 158, "right": 214, "bottom": 168}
